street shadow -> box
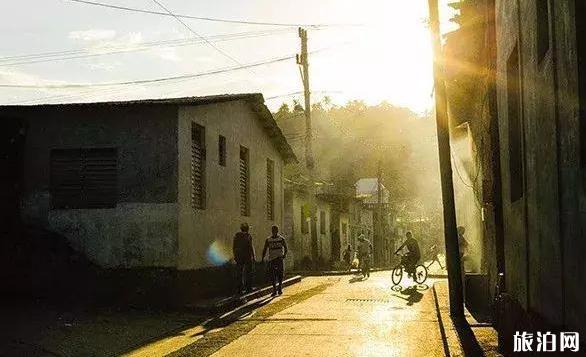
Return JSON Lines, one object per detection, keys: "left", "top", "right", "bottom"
{"left": 190, "top": 295, "right": 274, "bottom": 337}
{"left": 393, "top": 286, "right": 424, "bottom": 306}
{"left": 349, "top": 275, "right": 366, "bottom": 283}
{"left": 452, "top": 317, "right": 485, "bottom": 357}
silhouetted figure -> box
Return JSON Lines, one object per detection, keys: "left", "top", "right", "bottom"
{"left": 357, "top": 234, "right": 372, "bottom": 278}
{"left": 262, "top": 225, "right": 288, "bottom": 296}
{"left": 457, "top": 226, "right": 469, "bottom": 271}
{"left": 343, "top": 244, "right": 353, "bottom": 271}
{"left": 233, "top": 222, "right": 256, "bottom": 295}
{"left": 395, "top": 231, "right": 421, "bottom": 278}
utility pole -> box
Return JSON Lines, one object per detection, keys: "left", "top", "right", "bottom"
{"left": 297, "top": 27, "right": 319, "bottom": 266}
{"left": 376, "top": 158, "right": 383, "bottom": 267}
{"left": 427, "top": 0, "right": 464, "bottom": 319}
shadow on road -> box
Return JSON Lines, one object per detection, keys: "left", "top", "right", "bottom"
{"left": 393, "top": 286, "right": 424, "bottom": 306}
{"left": 452, "top": 317, "right": 485, "bottom": 357}
{"left": 191, "top": 295, "right": 274, "bottom": 337}
{"left": 349, "top": 275, "right": 367, "bottom": 283}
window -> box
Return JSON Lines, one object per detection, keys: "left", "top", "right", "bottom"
{"left": 319, "top": 210, "right": 326, "bottom": 234}
{"left": 50, "top": 148, "right": 117, "bottom": 209}
{"left": 218, "top": 135, "right": 226, "bottom": 167}
{"left": 507, "top": 44, "right": 524, "bottom": 202}
{"left": 577, "top": 1, "right": 586, "bottom": 168}
{"left": 191, "top": 123, "right": 206, "bottom": 209}
{"left": 536, "top": 0, "right": 550, "bottom": 63}
{"left": 266, "top": 159, "right": 274, "bottom": 220}
{"left": 239, "top": 146, "right": 250, "bottom": 216}
{"left": 300, "top": 204, "right": 309, "bottom": 234}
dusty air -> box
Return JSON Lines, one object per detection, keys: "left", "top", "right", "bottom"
{"left": 1, "top": 0, "right": 585, "bottom": 356}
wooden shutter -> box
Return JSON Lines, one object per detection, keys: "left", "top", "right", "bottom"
{"left": 239, "top": 146, "right": 249, "bottom": 216}
{"left": 191, "top": 123, "right": 206, "bottom": 209}
{"left": 50, "top": 148, "right": 117, "bottom": 209}
{"left": 218, "top": 135, "right": 226, "bottom": 167}
{"left": 266, "top": 159, "right": 274, "bottom": 220}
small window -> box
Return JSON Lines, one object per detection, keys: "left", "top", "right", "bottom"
{"left": 507, "top": 44, "right": 524, "bottom": 202}
{"left": 300, "top": 205, "right": 309, "bottom": 234}
{"left": 191, "top": 123, "right": 206, "bottom": 209}
{"left": 319, "top": 210, "right": 326, "bottom": 234}
{"left": 536, "top": 0, "right": 550, "bottom": 63}
{"left": 266, "top": 159, "right": 274, "bottom": 220}
{"left": 218, "top": 135, "right": 226, "bottom": 167}
{"left": 239, "top": 146, "right": 250, "bottom": 216}
{"left": 50, "top": 148, "right": 117, "bottom": 209}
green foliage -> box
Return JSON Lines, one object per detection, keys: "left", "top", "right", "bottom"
{"left": 275, "top": 98, "right": 443, "bottom": 237}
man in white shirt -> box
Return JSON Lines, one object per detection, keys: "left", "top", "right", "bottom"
{"left": 262, "top": 225, "right": 288, "bottom": 296}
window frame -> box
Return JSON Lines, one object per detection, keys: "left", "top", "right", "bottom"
{"left": 50, "top": 147, "right": 118, "bottom": 209}
{"left": 218, "top": 135, "right": 227, "bottom": 167}
{"left": 266, "top": 158, "right": 275, "bottom": 220}
{"left": 191, "top": 123, "right": 206, "bottom": 210}
{"left": 239, "top": 145, "right": 250, "bottom": 217}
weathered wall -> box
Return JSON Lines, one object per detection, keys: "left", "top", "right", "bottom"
{"left": 495, "top": 0, "right": 529, "bottom": 311}
{"left": 552, "top": 0, "right": 586, "bottom": 334}
{"left": 495, "top": 0, "right": 585, "bottom": 331}
{"left": 284, "top": 189, "right": 334, "bottom": 267}
{"left": 177, "top": 100, "right": 285, "bottom": 270}
{"left": 1, "top": 105, "right": 179, "bottom": 268}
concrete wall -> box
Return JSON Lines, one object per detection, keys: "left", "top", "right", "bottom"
{"left": 2, "top": 105, "right": 179, "bottom": 268}
{"left": 177, "top": 100, "right": 285, "bottom": 270}
{"left": 284, "top": 189, "right": 333, "bottom": 267}
{"left": 495, "top": 0, "right": 585, "bottom": 331}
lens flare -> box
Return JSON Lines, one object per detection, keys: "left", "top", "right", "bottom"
{"left": 206, "top": 240, "right": 230, "bottom": 266}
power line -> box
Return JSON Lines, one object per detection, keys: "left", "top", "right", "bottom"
{"left": 66, "top": 0, "right": 361, "bottom": 28}
{"left": 0, "top": 44, "right": 346, "bottom": 90}
{"left": 0, "top": 54, "right": 296, "bottom": 89}
{"left": 265, "top": 90, "right": 342, "bottom": 100}
{"left": 150, "top": 0, "right": 248, "bottom": 69}
{"left": 0, "top": 28, "right": 297, "bottom": 66}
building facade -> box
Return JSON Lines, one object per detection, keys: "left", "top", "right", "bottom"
{"left": 445, "top": 0, "right": 586, "bottom": 350}
{"left": 0, "top": 94, "right": 296, "bottom": 271}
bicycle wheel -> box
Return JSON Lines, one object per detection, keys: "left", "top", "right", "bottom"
{"left": 392, "top": 265, "right": 403, "bottom": 285}
{"left": 414, "top": 264, "right": 428, "bottom": 284}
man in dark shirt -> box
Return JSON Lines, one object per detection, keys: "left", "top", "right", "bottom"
{"left": 233, "top": 222, "right": 256, "bottom": 295}
{"left": 395, "top": 231, "right": 421, "bottom": 277}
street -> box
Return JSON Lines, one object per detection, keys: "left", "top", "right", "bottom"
{"left": 129, "top": 272, "right": 445, "bottom": 357}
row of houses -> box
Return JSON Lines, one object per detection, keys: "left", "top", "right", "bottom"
{"left": 443, "top": 0, "right": 586, "bottom": 351}
{"left": 0, "top": 93, "right": 378, "bottom": 284}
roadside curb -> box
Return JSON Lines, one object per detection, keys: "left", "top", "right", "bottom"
{"left": 432, "top": 282, "right": 466, "bottom": 357}
{"left": 432, "top": 281, "right": 502, "bottom": 357}
{"left": 293, "top": 268, "right": 389, "bottom": 276}
{"left": 186, "top": 275, "right": 302, "bottom": 314}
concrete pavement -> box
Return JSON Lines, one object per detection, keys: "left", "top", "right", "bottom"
{"left": 161, "top": 272, "right": 446, "bottom": 357}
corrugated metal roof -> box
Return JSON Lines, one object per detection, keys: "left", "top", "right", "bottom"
{"left": 0, "top": 93, "right": 298, "bottom": 163}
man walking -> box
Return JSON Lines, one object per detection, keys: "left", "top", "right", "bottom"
{"left": 262, "top": 225, "right": 288, "bottom": 296}
{"left": 233, "top": 222, "right": 256, "bottom": 295}
{"left": 357, "top": 234, "right": 372, "bottom": 278}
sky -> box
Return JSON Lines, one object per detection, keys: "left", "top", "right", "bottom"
{"left": 0, "top": 0, "right": 457, "bottom": 112}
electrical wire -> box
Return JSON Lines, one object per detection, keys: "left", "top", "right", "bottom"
{"left": 0, "top": 54, "right": 295, "bottom": 89}
{"left": 150, "top": 0, "right": 248, "bottom": 70}
{"left": 0, "top": 44, "right": 348, "bottom": 90}
{"left": 0, "top": 28, "right": 298, "bottom": 66}
{"left": 66, "top": 0, "right": 362, "bottom": 28}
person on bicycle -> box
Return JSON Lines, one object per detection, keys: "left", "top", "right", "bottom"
{"left": 395, "top": 231, "right": 421, "bottom": 278}
{"left": 357, "top": 234, "right": 372, "bottom": 278}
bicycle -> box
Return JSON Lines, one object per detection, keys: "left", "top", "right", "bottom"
{"left": 391, "top": 253, "right": 428, "bottom": 286}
